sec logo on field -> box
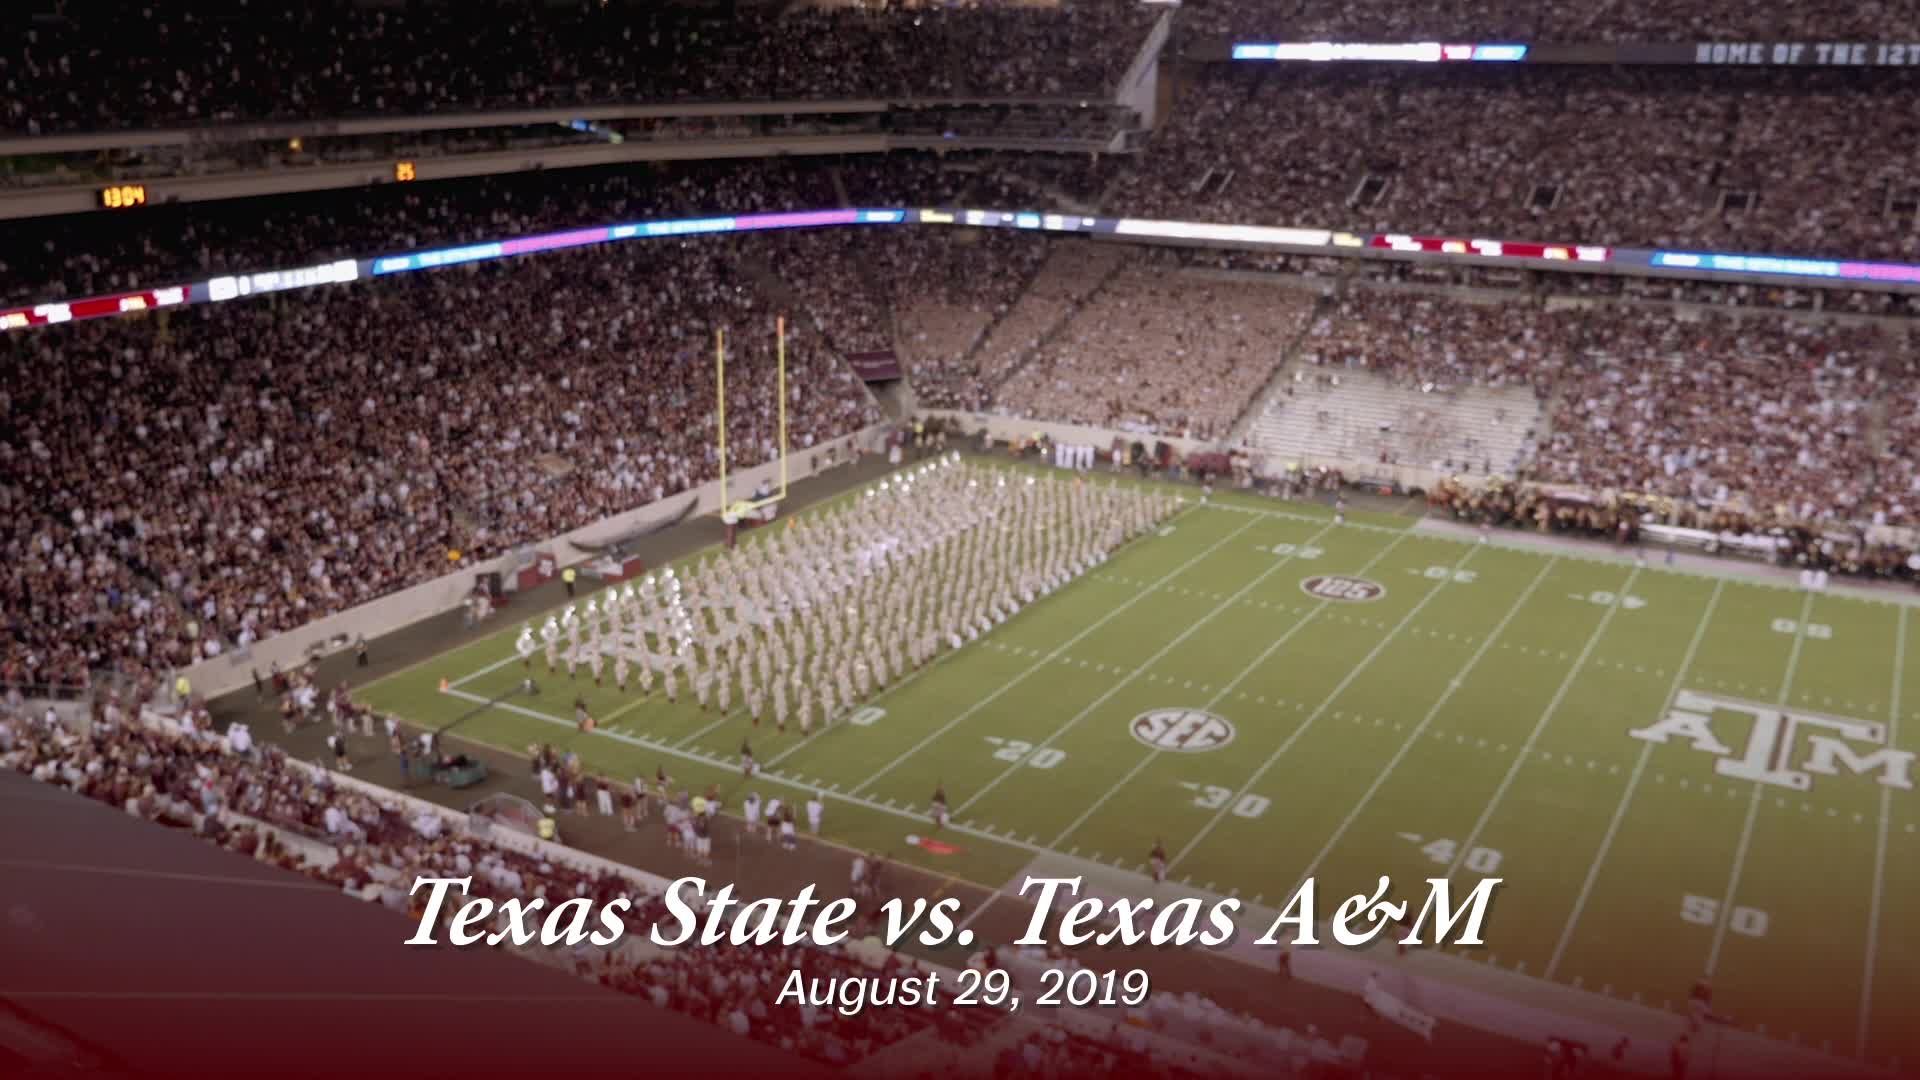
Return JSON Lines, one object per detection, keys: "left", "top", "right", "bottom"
{"left": 1300, "top": 575, "right": 1385, "bottom": 602}
{"left": 1132, "top": 709, "right": 1236, "bottom": 753}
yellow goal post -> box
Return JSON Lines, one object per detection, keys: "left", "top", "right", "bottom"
{"left": 715, "top": 316, "right": 789, "bottom": 519}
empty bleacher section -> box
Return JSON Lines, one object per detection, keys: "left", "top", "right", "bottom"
{"left": 1244, "top": 290, "right": 1549, "bottom": 478}
{"left": 1248, "top": 368, "right": 1542, "bottom": 479}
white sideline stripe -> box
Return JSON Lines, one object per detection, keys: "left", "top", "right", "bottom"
{"left": 1857, "top": 604, "right": 1906, "bottom": 1056}
{"left": 846, "top": 511, "right": 1262, "bottom": 795}
{"left": 1045, "top": 520, "right": 1388, "bottom": 848}
{"left": 1442, "top": 566, "right": 1643, "bottom": 879}
{"left": 1706, "top": 591, "right": 1816, "bottom": 976}
{"left": 1251, "top": 552, "right": 1558, "bottom": 887}
{"left": 1197, "top": 499, "right": 1403, "bottom": 536}
{"left": 439, "top": 686, "right": 1047, "bottom": 856}
{"left": 1547, "top": 577, "right": 1725, "bottom": 978}
{"left": 1175, "top": 541, "right": 1520, "bottom": 868}
{"left": 955, "top": 519, "right": 1353, "bottom": 817}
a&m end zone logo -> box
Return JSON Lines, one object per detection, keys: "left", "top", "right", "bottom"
{"left": 1301, "top": 574, "right": 1386, "bottom": 603}
{"left": 1632, "top": 689, "right": 1914, "bottom": 793}
{"left": 1132, "top": 709, "right": 1236, "bottom": 753}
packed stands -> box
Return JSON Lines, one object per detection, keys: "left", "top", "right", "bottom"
{"left": 0, "top": 235, "right": 882, "bottom": 683}
{"left": 1105, "top": 66, "right": 1920, "bottom": 261}
{"left": 932, "top": 239, "right": 1132, "bottom": 410}
{"left": 996, "top": 265, "right": 1319, "bottom": 440}
{"left": 882, "top": 230, "right": 1052, "bottom": 408}
{"left": 1532, "top": 312, "right": 1889, "bottom": 525}
{"left": 0, "top": 3, "right": 1160, "bottom": 136}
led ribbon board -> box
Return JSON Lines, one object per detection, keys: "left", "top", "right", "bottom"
{"left": 12, "top": 204, "right": 1920, "bottom": 334}
{"left": 1230, "top": 42, "right": 1529, "bottom": 62}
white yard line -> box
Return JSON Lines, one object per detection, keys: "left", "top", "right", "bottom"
{"left": 1235, "top": 553, "right": 1559, "bottom": 885}
{"left": 674, "top": 705, "right": 748, "bottom": 748}
{"left": 841, "top": 513, "right": 1264, "bottom": 793}
{"left": 603, "top": 693, "right": 658, "bottom": 727}
{"left": 1159, "top": 545, "right": 1536, "bottom": 864}
{"left": 953, "top": 891, "right": 1003, "bottom": 938}
{"left": 451, "top": 652, "right": 524, "bottom": 689}
{"left": 1044, "top": 524, "right": 1404, "bottom": 848}
{"left": 1547, "top": 578, "right": 1725, "bottom": 979}
{"left": 1705, "top": 590, "right": 1816, "bottom": 976}
{"left": 953, "top": 520, "right": 1354, "bottom": 817}
{"left": 440, "top": 686, "right": 1047, "bottom": 856}
{"left": 1856, "top": 603, "right": 1906, "bottom": 1057}
{"left": 1441, "top": 567, "right": 1643, "bottom": 878}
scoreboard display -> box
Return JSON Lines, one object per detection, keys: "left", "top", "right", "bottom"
{"left": 99, "top": 183, "right": 149, "bottom": 209}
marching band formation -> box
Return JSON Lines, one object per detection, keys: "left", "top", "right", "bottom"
{"left": 512, "top": 458, "right": 1179, "bottom": 756}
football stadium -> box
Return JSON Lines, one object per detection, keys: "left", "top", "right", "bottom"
{"left": 4, "top": 3, "right": 1919, "bottom": 1078}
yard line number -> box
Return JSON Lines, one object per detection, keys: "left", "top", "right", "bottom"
{"left": 1681, "top": 894, "right": 1770, "bottom": 938}
{"left": 985, "top": 737, "right": 1065, "bottom": 769}
{"left": 1576, "top": 591, "right": 1646, "bottom": 609}
{"left": 1771, "top": 618, "right": 1832, "bottom": 639}
{"left": 1188, "top": 783, "right": 1270, "bottom": 818}
{"left": 1399, "top": 833, "right": 1504, "bottom": 874}
{"left": 1423, "top": 566, "right": 1478, "bottom": 584}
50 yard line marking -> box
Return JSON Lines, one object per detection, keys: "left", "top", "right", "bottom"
{"left": 1547, "top": 578, "right": 1725, "bottom": 979}
{"left": 1044, "top": 521, "right": 1399, "bottom": 848}
{"left": 834, "top": 512, "right": 1263, "bottom": 792}
{"left": 1856, "top": 603, "right": 1906, "bottom": 1057}
{"left": 954, "top": 519, "right": 1361, "bottom": 817}
{"left": 1705, "top": 590, "right": 1816, "bottom": 976}
{"left": 1240, "top": 552, "right": 1561, "bottom": 887}
{"left": 1440, "top": 565, "right": 1643, "bottom": 880}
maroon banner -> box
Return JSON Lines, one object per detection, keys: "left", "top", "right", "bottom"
{"left": 845, "top": 349, "right": 903, "bottom": 381}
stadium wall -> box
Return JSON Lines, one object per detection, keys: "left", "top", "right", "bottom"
{"left": 179, "top": 424, "right": 892, "bottom": 700}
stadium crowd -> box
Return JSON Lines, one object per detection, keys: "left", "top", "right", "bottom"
{"left": 882, "top": 230, "right": 1053, "bottom": 410}
{"left": 0, "top": 2, "right": 1157, "bottom": 136}
{"left": 0, "top": 234, "right": 882, "bottom": 692}
{"left": 998, "top": 266, "right": 1319, "bottom": 440}
{"left": 1105, "top": 65, "right": 1920, "bottom": 262}
{"left": 1532, "top": 313, "right": 1889, "bottom": 526}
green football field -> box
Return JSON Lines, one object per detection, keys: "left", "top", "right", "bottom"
{"left": 360, "top": 470, "right": 1919, "bottom": 1071}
